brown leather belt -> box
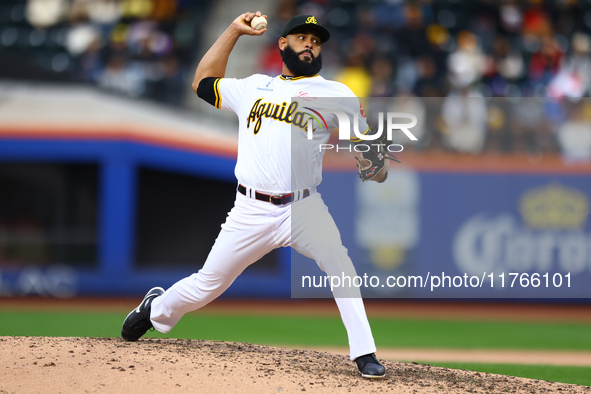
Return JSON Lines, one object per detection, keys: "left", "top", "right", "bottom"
{"left": 237, "top": 184, "right": 310, "bottom": 205}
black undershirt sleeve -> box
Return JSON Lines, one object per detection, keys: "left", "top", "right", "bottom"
{"left": 197, "top": 77, "right": 220, "bottom": 107}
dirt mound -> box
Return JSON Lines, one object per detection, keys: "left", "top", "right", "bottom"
{"left": 1, "top": 336, "right": 589, "bottom": 393}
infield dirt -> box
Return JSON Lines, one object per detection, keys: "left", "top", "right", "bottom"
{"left": 1, "top": 336, "right": 590, "bottom": 394}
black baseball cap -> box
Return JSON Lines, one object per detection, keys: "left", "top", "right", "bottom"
{"left": 281, "top": 15, "right": 330, "bottom": 43}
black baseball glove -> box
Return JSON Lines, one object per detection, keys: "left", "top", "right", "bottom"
{"left": 354, "top": 135, "right": 401, "bottom": 183}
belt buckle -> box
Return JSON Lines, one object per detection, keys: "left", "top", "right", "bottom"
{"left": 269, "top": 193, "right": 284, "bottom": 204}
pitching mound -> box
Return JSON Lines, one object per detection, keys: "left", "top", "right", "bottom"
{"left": 1, "top": 336, "right": 589, "bottom": 393}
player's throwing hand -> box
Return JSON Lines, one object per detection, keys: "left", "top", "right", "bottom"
{"left": 231, "top": 11, "right": 268, "bottom": 36}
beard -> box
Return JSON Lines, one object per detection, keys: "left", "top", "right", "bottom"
{"left": 279, "top": 44, "right": 322, "bottom": 76}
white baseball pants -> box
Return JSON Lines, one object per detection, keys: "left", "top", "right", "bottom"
{"left": 150, "top": 191, "right": 377, "bottom": 360}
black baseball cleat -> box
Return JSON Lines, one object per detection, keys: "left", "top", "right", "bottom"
{"left": 121, "top": 286, "right": 165, "bottom": 341}
{"left": 355, "top": 353, "right": 386, "bottom": 378}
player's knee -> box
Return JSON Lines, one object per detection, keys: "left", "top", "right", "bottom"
{"left": 314, "top": 245, "right": 352, "bottom": 271}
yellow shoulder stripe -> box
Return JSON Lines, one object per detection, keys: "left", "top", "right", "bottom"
{"left": 214, "top": 78, "right": 221, "bottom": 109}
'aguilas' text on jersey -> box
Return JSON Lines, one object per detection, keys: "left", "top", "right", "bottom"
{"left": 247, "top": 99, "right": 312, "bottom": 134}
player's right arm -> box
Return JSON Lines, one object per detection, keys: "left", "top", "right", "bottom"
{"left": 191, "top": 11, "right": 267, "bottom": 93}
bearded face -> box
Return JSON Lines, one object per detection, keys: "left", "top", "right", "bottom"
{"left": 279, "top": 43, "right": 323, "bottom": 77}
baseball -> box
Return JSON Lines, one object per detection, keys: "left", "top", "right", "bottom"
{"left": 250, "top": 16, "right": 267, "bottom": 30}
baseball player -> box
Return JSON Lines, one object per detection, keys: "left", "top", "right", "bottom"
{"left": 121, "top": 12, "right": 392, "bottom": 378}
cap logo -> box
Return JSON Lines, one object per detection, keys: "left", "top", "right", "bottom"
{"left": 306, "top": 16, "right": 318, "bottom": 24}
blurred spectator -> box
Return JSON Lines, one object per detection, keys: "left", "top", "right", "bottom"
{"left": 69, "top": 0, "right": 90, "bottom": 23}
{"left": 526, "top": 35, "right": 564, "bottom": 87}
{"left": 484, "top": 37, "right": 525, "bottom": 97}
{"left": 483, "top": 103, "right": 510, "bottom": 152}
{"left": 557, "top": 102, "right": 591, "bottom": 164}
{"left": 548, "top": 32, "right": 591, "bottom": 98}
{"left": 412, "top": 56, "right": 444, "bottom": 97}
{"left": 26, "top": 0, "right": 68, "bottom": 29}
{"left": 499, "top": 2, "right": 522, "bottom": 34}
{"left": 440, "top": 88, "right": 488, "bottom": 154}
{"left": 447, "top": 31, "right": 487, "bottom": 89}
{"left": 414, "top": 24, "right": 449, "bottom": 96}
{"left": 334, "top": 46, "right": 373, "bottom": 97}
{"left": 369, "top": 56, "right": 395, "bottom": 97}
{"left": 65, "top": 24, "right": 101, "bottom": 57}
{"left": 99, "top": 54, "right": 144, "bottom": 97}
{"left": 508, "top": 98, "right": 552, "bottom": 153}
{"left": 76, "top": 36, "right": 103, "bottom": 81}
{"left": 120, "top": 0, "right": 154, "bottom": 20}
{"left": 151, "top": 0, "right": 179, "bottom": 22}
{"left": 522, "top": 2, "right": 553, "bottom": 38}
{"left": 88, "top": 0, "right": 120, "bottom": 25}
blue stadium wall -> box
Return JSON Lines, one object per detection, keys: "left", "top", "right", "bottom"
{"left": 1, "top": 136, "right": 590, "bottom": 300}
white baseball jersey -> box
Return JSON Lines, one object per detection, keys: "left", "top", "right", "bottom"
{"left": 212, "top": 74, "right": 369, "bottom": 193}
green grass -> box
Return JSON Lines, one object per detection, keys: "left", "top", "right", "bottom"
{"left": 425, "top": 362, "right": 591, "bottom": 387}
{"left": 1, "top": 310, "right": 590, "bottom": 351}
{"left": 370, "top": 317, "right": 591, "bottom": 351}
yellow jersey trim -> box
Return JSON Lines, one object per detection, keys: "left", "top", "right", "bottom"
{"left": 279, "top": 74, "right": 320, "bottom": 81}
{"left": 350, "top": 126, "right": 371, "bottom": 143}
{"left": 214, "top": 78, "right": 221, "bottom": 109}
